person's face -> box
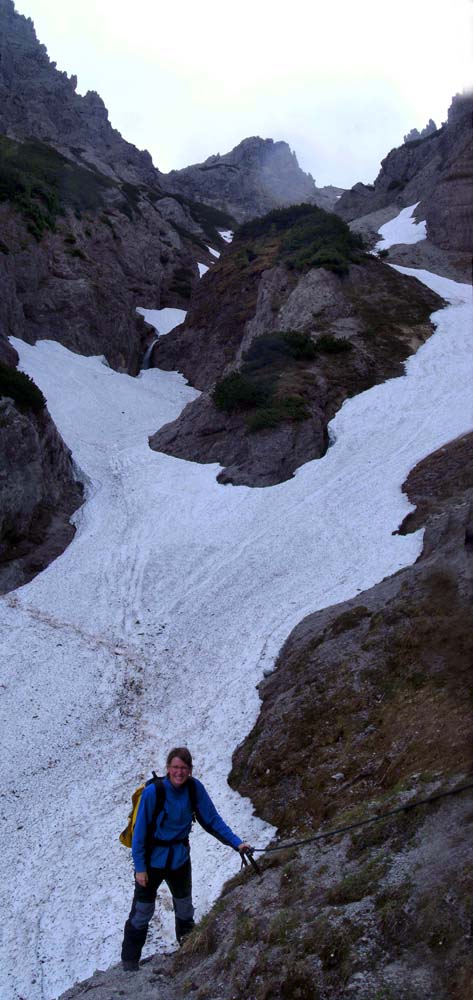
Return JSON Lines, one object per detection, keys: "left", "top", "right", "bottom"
{"left": 168, "top": 756, "right": 192, "bottom": 788}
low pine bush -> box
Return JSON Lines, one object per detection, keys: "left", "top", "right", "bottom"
{"left": 0, "top": 362, "right": 46, "bottom": 413}
{"left": 212, "top": 372, "right": 269, "bottom": 412}
{"left": 315, "top": 334, "right": 353, "bottom": 354}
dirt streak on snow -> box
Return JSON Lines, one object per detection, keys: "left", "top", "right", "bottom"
{"left": 1, "top": 268, "right": 472, "bottom": 1000}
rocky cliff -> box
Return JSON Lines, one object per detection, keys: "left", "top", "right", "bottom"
{"left": 60, "top": 433, "right": 473, "bottom": 1000}
{"left": 166, "top": 137, "right": 344, "bottom": 223}
{"left": 150, "top": 204, "right": 442, "bottom": 486}
{"left": 0, "top": 367, "right": 83, "bottom": 593}
{"left": 335, "top": 92, "right": 473, "bottom": 256}
{"left": 0, "top": 0, "right": 161, "bottom": 186}
{"left": 0, "top": 0, "right": 234, "bottom": 371}
{"left": 0, "top": 136, "right": 228, "bottom": 371}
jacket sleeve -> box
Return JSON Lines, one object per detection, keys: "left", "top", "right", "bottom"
{"left": 194, "top": 780, "right": 242, "bottom": 850}
{"left": 131, "top": 784, "right": 157, "bottom": 872}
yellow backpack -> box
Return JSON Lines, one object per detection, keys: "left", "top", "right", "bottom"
{"left": 119, "top": 780, "right": 151, "bottom": 847}
{"left": 119, "top": 773, "right": 197, "bottom": 848}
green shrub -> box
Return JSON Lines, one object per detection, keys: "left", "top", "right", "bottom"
{"left": 0, "top": 362, "right": 46, "bottom": 413}
{"left": 237, "top": 204, "right": 364, "bottom": 279}
{"left": 282, "top": 330, "right": 318, "bottom": 359}
{"left": 377, "top": 248, "right": 389, "bottom": 259}
{"left": 212, "top": 372, "right": 269, "bottom": 412}
{"left": 300, "top": 247, "right": 350, "bottom": 275}
{"left": 247, "top": 396, "right": 309, "bottom": 431}
{"left": 316, "top": 334, "right": 353, "bottom": 353}
{"left": 243, "top": 331, "right": 317, "bottom": 373}
{"left": 0, "top": 136, "right": 114, "bottom": 241}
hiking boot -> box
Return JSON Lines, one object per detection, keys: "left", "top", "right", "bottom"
{"left": 122, "top": 959, "right": 139, "bottom": 972}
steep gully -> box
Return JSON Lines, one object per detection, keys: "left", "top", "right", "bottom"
{"left": 1, "top": 223, "right": 472, "bottom": 1000}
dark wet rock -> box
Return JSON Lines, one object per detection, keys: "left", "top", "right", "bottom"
{"left": 0, "top": 392, "right": 83, "bottom": 593}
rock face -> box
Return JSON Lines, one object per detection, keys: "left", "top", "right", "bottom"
{"left": 165, "top": 136, "right": 342, "bottom": 223}
{"left": 0, "top": 176, "right": 211, "bottom": 372}
{"left": 59, "top": 435, "right": 473, "bottom": 1000}
{"left": 150, "top": 206, "right": 442, "bottom": 486}
{"left": 404, "top": 117, "right": 438, "bottom": 144}
{"left": 335, "top": 92, "right": 473, "bottom": 254}
{"left": 0, "top": 392, "right": 83, "bottom": 593}
{"left": 0, "top": 0, "right": 161, "bottom": 186}
{"left": 0, "top": 0, "right": 234, "bottom": 370}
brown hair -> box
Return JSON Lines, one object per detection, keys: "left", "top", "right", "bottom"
{"left": 166, "top": 747, "right": 193, "bottom": 769}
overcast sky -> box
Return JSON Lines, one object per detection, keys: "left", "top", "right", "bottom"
{"left": 15, "top": 0, "right": 473, "bottom": 188}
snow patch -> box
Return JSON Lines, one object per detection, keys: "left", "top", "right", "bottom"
{"left": 198, "top": 262, "right": 209, "bottom": 277}
{"left": 136, "top": 307, "right": 187, "bottom": 335}
{"left": 375, "top": 202, "right": 427, "bottom": 251}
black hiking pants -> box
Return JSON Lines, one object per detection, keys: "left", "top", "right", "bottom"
{"left": 121, "top": 860, "right": 195, "bottom": 962}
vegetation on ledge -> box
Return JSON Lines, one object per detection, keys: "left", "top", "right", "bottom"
{"left": 0, "top": 136, "right": 114, "bottom": 239}
{"left": 212, "top": 329, "right": 353, "bottom": 431}
{"left": 0, "top": 362, "right": 46, "bottom": 413}
{"left": 237, "top": 203, "right": 365, "bottom": 275}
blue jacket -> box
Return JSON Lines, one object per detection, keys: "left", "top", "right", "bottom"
{"left": 132, "top": 776, "right": 242, "bottom": 871}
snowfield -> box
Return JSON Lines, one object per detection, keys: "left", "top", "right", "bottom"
{"left": 375, "top": 202, "right": 427, "bottom": 250}
{"left": 1, "top": 262, "right": 472, "bottom": 999}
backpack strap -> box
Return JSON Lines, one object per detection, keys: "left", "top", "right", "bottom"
{"left": 187, "top": 776, "right": 197, "bottom": 822}
{"left": 144, "top": 773, "right": 166, "bottom": 864}
{"left": 144, "top": 775, "right": 199, "bottom": 865}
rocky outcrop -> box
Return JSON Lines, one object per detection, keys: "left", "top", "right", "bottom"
{"left": 0, "top": 127, "right": 235, "bottom": 370}
{"left": 59, "top": 435, "right": 473, "bottom": 1000}
{"left": 336, "top": 92, "right": 473, "bottom": 255}
{"left": 165, "top": 136, "right": 340, "bottom": 223}
{"left": 0, "top": 1, "right": 234, "bottom": 370}
{"left": 404, "top": 117, "right": 438, "bottom": 143}
{"left": 150, "top": 207, "right": 442, "bottom": 486}
{"left": 231, "top": 432, "right": 473, "bottom": 828}
{"left": 0, "top": 390, "right": 83, "bottom": 593}
{"left": 0, "top": 0, "right": 161, "bottom": 186}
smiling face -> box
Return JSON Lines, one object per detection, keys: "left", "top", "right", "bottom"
{"left": 168, "top": 755, "right": 192, "bottom": 788}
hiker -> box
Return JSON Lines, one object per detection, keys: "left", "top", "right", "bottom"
{"left": 121, "top": 746, "right": 252, "bottom": 970}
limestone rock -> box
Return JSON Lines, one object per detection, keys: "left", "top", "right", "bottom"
{"left": 150, "top": 215, "right": 442, "bottom": 486}
{"left": 0, "top": 0, "right": 161, "bottom": 185}
{"left": 336, "top": 92, "right": 473, "bottom": 255}
{"left": 165, "top": 136, "right": 336, "bottom": 223}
